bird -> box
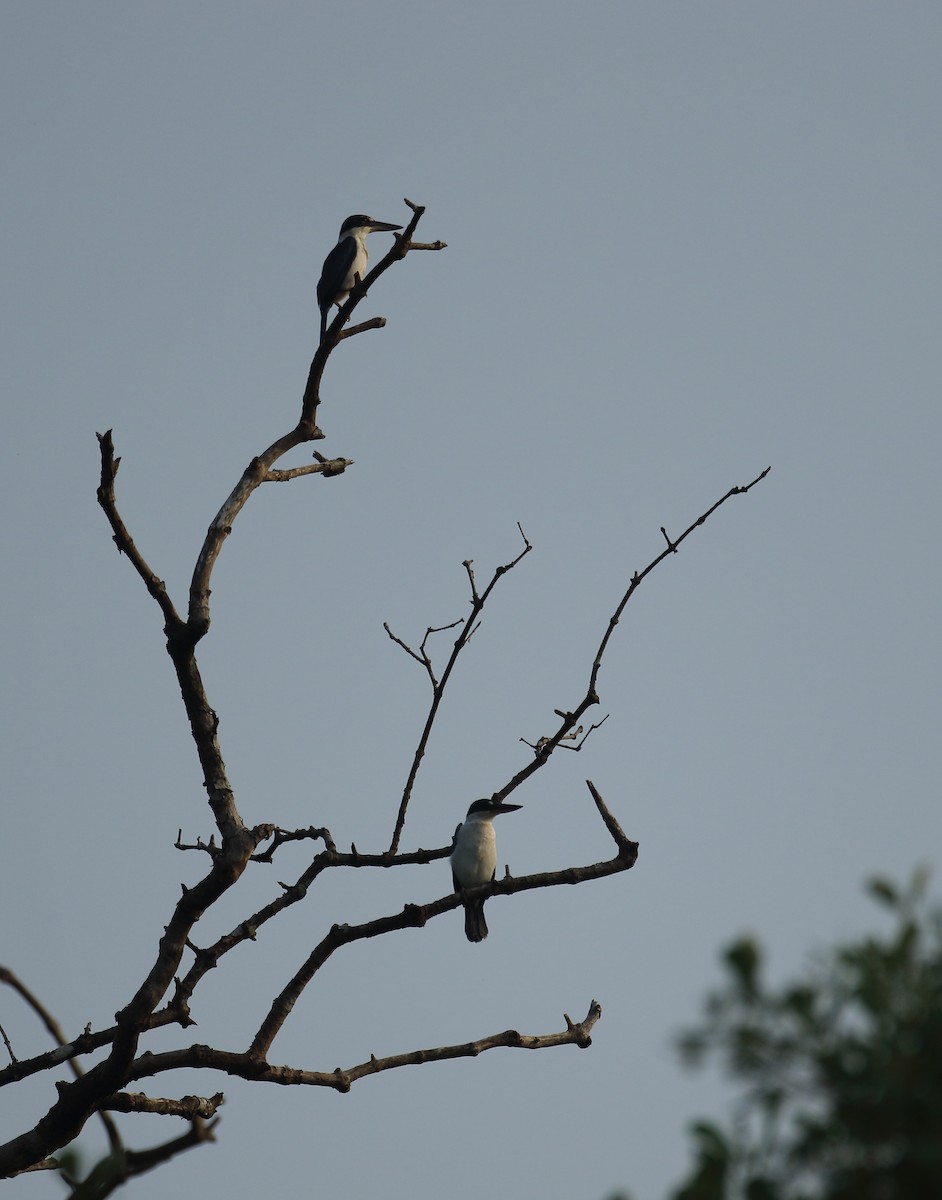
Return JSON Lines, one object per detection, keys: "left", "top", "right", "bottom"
{"left": 450, "top": 798, "right": 522, "bottom": 942}
{"left": 317, "top": 214, "right": 403, "bottom": 342}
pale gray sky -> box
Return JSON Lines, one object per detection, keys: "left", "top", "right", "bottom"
{"left": 2, "top": 4, "right": 941, "bottom": 1198}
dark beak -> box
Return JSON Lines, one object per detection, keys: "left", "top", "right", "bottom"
{"left": 367, "top": 220, "right": 403, "bottom": 232}
{"left": 495, "top": 802, "right": 523, "bottom": 815}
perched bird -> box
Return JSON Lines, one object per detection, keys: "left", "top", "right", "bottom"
{"left": 450, "top": 798, "right": 522, "bottom": 942}
{"left": 317, "top": 214, "right": 402, "bottom": 342}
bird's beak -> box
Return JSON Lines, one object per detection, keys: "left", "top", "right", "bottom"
{"left": 495, "top": 802, "right": 523, "bottom": 814}
{"left": 367, "top": 220, "right": 403, "bottom": 232}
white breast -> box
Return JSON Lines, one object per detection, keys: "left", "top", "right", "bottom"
{"left": 451, "top": 818, "right": 497, "bottom": 888}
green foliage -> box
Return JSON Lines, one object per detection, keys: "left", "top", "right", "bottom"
{"left": 666, "top": 870, "right": 942, "bottom": 1200}
{"left": 58, "top": 1146, "right": 126, "bottom": 1199}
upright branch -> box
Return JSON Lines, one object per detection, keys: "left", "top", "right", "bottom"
{"left": 385, "top": 523, "right": 532, "bottom": 853}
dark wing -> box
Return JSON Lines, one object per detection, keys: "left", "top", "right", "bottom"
{"left": 317, "top": 237, "right": 357, "bottom": 313}
{"left": 450, "top": 822, "right": 462, "bottom": 893}
{"left": 317, "top": 237, "right": 357, "bottom": 342}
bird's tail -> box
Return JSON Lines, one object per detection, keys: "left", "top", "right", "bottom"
{"left": 464, "top": 900, "right": 488, "bottom": 943}
{"left": 319, "top": 306, "right": 328, "bottom": 344}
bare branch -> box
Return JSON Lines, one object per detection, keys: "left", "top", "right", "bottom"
{"left": 339, "top": 317, "right": 386, "bottom": 339}
{"left": 12, "top": 203, "right": 760, "bottom": 1185}
{"left": 495, "top": 468, "right": 771, "bottom": 802}
{"left": 14, "top": 1159, "right": 61, "bottom": 1175}
{"left": 127, "top": 999, "right": 599, "bottom": 1096}
{"left": 264, "top": 457, "right": 354, "bottom": 483}
{"left": 584, "top": 780, "right": 636, "bottom": 856}
{"left": 175, "top": 830, "right": 220, "bottom": 858}
{"left": 248, "top": 825, "right": 336, "bottom": 863}
{"left": 100, "top": 1091, "right": 224, "bottom": 1120}
{"left": 0, "top": 1022, "right": 15, "bottom": 1065}
{"left": 121, "top": 1118, "right": 218, "bottom": 1178}
{"left": 186, "top": 428, "right": 316, "bottom": 638}
{"left": 95, "top": 431, "right": 184, "bottom": 632}
{"left": 387, "top": 523, "right": 532, "bottom": 854}
{"left": 522, "top": 714, "right": 610, "bottom": 754}
{"left": 49, "top": 1118, "right": 219, "bottom": 1190}
{"left": 383, "top": 621, "right": 438, "bottom": 678}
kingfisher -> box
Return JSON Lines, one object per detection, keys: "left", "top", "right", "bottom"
{"left": 317, "top": 214, "right": 402, "bottom": 342}
{"left": 450, "top": 799, "right": 522, "bottom": 942}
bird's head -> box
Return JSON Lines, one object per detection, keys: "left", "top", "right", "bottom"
{"left": 465, "top": 798, "right": 523, "bottom": 821}
{"left": 338, "top": 214, "right": 402, "bottom": 238}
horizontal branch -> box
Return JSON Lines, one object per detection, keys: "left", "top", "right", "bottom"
{"left": 0, "top": 1008, "right": 183, "bottom": 1090}
{"left": 126, "top": 999, "right": 601, "bottom": 1095}
{"left": 264, "top": 457, "right": 354, "bottom": 483}
{"left": 339, "top": 317, "right": 386, "bottom": 339}
{"left": 99, "top": 1091, "right": 224, "bottom": 1120}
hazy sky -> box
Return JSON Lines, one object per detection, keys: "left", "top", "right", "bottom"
{"left": 2, "top": 4, "right": 941, "bottom": 1198}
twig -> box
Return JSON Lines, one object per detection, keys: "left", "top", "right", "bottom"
{"left": 0, "top": 1022, "right": 16, "bottom": 1066}
{"left": 339, "top": 318, "right": 386, "bottom": 339}
{"left": 521, "top": 714, "right": 610, "bottom": 753}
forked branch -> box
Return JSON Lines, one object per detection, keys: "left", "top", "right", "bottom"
{"left": 386, "top": 523, "right": 532, "bottom": 853}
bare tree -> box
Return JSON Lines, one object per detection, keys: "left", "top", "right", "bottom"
{"left": 0, "top": 201, "right": 769, "bottom": 1190}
